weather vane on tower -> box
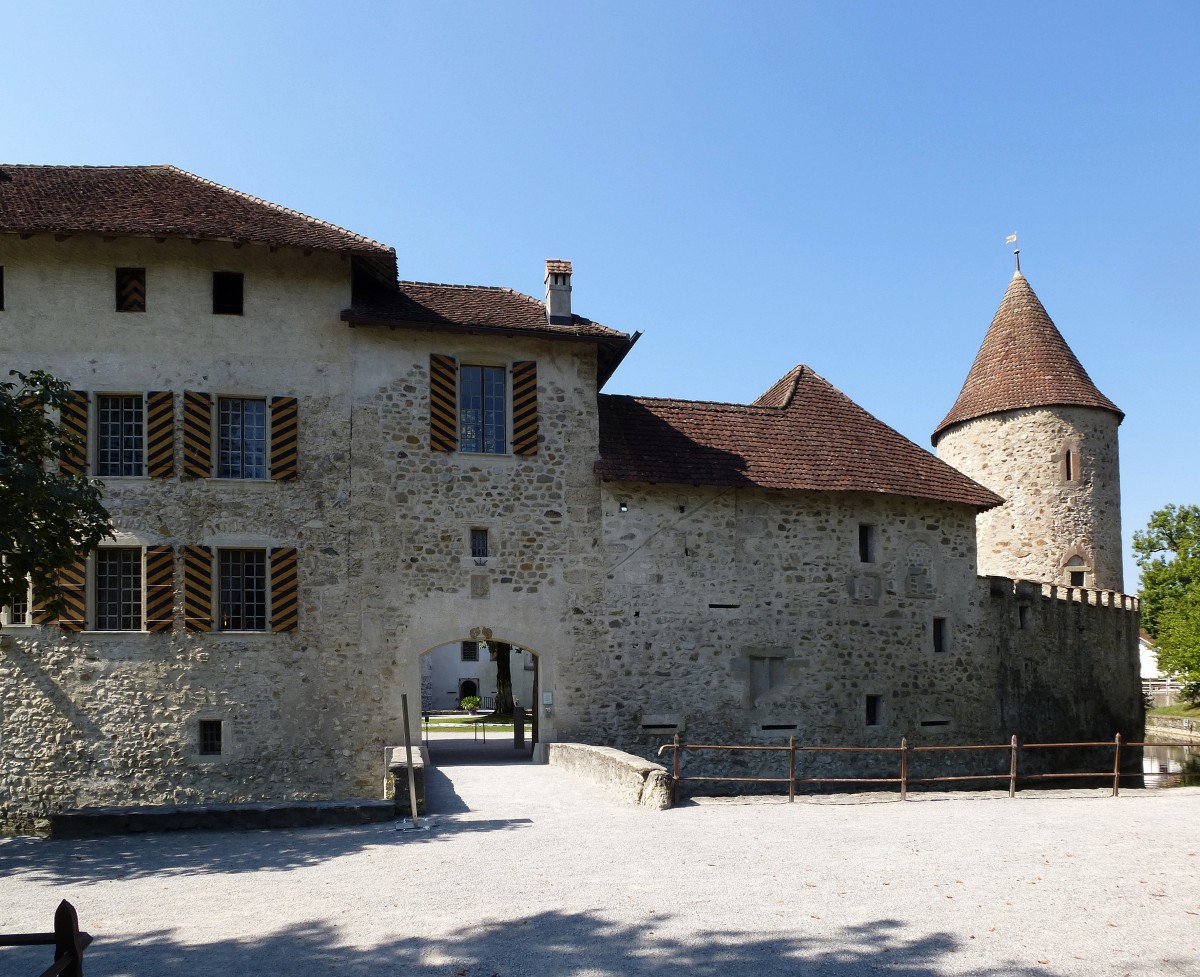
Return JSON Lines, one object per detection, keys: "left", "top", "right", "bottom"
{"left": 1006, "top": 232, "right": 1020, "bottom": 272}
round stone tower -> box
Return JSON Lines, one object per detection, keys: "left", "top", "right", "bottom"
{"left": 932, "top": 260, "right": 1125, "bottom": 591}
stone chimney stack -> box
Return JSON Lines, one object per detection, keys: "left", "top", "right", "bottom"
{"left": 545, "top": 259, "right": 573, "bottom": 325}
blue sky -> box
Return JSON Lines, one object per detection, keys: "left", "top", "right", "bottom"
{"left": 5, "top": 2, "right": 1197, "bottom": 590}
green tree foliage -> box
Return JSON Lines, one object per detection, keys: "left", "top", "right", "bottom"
{"left": 1134, "top": 504, "right": 1200, "bottom": 689}
{"left": 0, "top": 370, "right": 112, "bottom": 618}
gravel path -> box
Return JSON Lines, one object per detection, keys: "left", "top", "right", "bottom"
{"left": 1, "top": 756, "right": 1197, "bottom": 977}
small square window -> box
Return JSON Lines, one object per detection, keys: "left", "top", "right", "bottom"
{"left": 213, "top": 272, "right": 244, "bottom": 315}
{"left": 461, "top": 640, "right": 479, "bottom": 662}
{"left": 199, "top": 720, "right": 223, "bottom": 756}
{"left": 116, "top": 268, "right": 146, "bottom": 312}
{"left": 858, "top": 524, "right": 877, "bottom": 563}
{"left": 470, "top": 528, "right": 489, "bottom": 560}
{"left": 865, "top": 694, "right": 882, "bottom": 727}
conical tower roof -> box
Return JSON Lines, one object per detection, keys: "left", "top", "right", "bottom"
{"left": 932, "top": 269, "right": 1122, "bottom": 444}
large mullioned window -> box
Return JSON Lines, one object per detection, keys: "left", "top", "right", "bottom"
{"left": 219, "top": 549, "right": 267, "bottom": 631}
{"left": 458, "top": 365, "right": 507, "bottom": 454}
{"left": 95, "top": 548, "right": 142, "bottom": 630}
{"left": 218, "top": 398, "right": 267, "bottom": 478}
{"left": 96, "top": 395, "right": 144, "bottom": 476}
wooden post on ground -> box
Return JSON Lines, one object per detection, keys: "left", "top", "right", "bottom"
{"left": 1008, "top": 734, "right": 1018, "bottom": 798}
{"left": 788, "top": 736, "right": 796, "bottom": 803}
{"left": 1112, "top": 732, "right": 1122, "bottom": 797}
{"left": 400, "top": 693, "right": 420, "bottom": 827}
{"left": 900, "top": 737, "right": 908, "bottom": 800}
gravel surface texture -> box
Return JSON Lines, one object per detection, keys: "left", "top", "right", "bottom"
{"left": 1, "top": 748, "right": 1197, "bottom": 977}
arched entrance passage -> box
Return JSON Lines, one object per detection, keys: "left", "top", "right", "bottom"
{"left": 418, "top": 637, "right": 543, "bottom": 765}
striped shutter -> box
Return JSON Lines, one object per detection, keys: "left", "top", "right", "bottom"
{"left": 183, "top": 545, "right": 213, "bottom": 632}
{"left": 270, "top": 397, "right": 299, "bottom": 480}
{"left": 58, "top": 390, "right": 89, "bottom": 475}
{"left": 429, "top": 354, "right": 458, "bottom": 451}
{"left": 270, "top": 547, "right": 299, "bottom": 632}
{"left": 57, "top": 557, "right": 88, "bottom": 632}
{"left": 511, "top": 360, "right": 538, "bottom": 455}
{"left": 182, "top": 391, "right": 212, "bottom": 478}
{"left": 146, "top": 391, "right": 175, "bottom": 478}
{"left": 145, "top": 545, "right": 176, "bottom": 633}
{"left": 31, "top": 598, "right": 53, "bottom": 626}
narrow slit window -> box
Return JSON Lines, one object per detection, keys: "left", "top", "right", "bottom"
{"left": 213, "top": 272, "right": 244, "bottom": 315}
{"left": 116, "top": 268, "right": 146, "bottom": 312}
{"left": 865, "top": 694, "right": 882, "bottom": 727}
{"left": 198, "top": 720, "right": 223, "bottom": 756}
{"left": 1018, "top": 605, "right": 1032, "bottom": 630}
{"left": 858, "top": 524, "right": 876, "bottom": 563}
{"left": 1, "top": 266, "right": 6, "bottom": 310}
{"left": 932, "top": 617, "right": 947, "bottom": 654}
{"left": 1064, "top": 449, "right": 1074, "bottom": 482}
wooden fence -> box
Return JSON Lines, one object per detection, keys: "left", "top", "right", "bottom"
{"left": 0, "top": 900, "right": 92, "bottom": 977}
{"left": 656, "top": 733, "right": 1190, "bottom": 803}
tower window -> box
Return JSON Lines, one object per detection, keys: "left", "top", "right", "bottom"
{"left": 858, "top": 524, "right": 877, "bottom": 563}
{"left": 865, "top": 694, "right": 882, "bottom": 727}
{"left": 1065, "top": 556, "right": 1087, "bottom": 588}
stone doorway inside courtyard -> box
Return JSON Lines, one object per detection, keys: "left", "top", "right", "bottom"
{"left": 419, "top": 638, "right": 542, "bottom": 766}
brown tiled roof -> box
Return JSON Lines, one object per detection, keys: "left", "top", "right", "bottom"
{"left": 545, "top": 258, "right": 572, "bottom": 275}
{"left": 932, "top": 271, "right": 1122, "bottom": 443}
{"left": 598, "top": 365, "right": 1002, "bottom": 509}
{"left": 345, "top": 280, "right": 628, "bottom": 339}
{"left": 0, "top": 164, "right": 395, "bottom": 268}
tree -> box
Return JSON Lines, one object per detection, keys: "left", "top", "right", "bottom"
{"left": 1134, "top": 504, "right": 1200, "bottom": 692}
{"left": 0, "top": 370, "right": 112, "bottom": 619}
{"left": 489, "top": 641, "right": 515, "bottom": 715}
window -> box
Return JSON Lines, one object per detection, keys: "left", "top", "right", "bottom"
{"left": 115, "top": 268, "right": 145, "bottom": 312}
{"left": 461, "top": 640, "right": 480, "bottom": 662}
{"left": 2, "top": 579, "right": 31, "bottom": 626}
{"left": 198, "top": 720, "right": 223, "bottom": 756}
{"left": 219, "top": 550, "right": 267, "bottom": 631}
{"left": 96, "top": 394, "right": 144, "bottom": 476}
{"left": 1066, "top": 556, "right": 1087, "bottom": 588}
{"left": 858, "top": 524, "right": 877, "bottom": 563}
{"left": 0, "top": 266, "right": 5, "bottom": 310}
{"left": 213, "top": 272, "right": 244, "bottom": 315}
{"left": 218, "top": 398, "right": 267, "bottom": 478}
{"left": 95, "top": 548, "right": 142, "bottom": 630}
{"left": 865, "top": 694, "right": 882, "bottom": 727}
{"left": 459, "top": 365, "right": 506, "bottom": 453}
{"left": 1019, "top": 605, "right": 1032, "bottom": 630}
{"left": 470, "top": 528, "right": 489, "bottom": 560}
{"left": 932, "top": 617, "right": 947, "bottom": 654}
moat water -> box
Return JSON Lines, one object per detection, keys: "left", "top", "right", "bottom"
{"left": 1142, "top": 736, "right": 1200, "bottom": 788}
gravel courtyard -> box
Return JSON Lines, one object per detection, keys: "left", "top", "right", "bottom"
{"left": 1, "top": 756, "right": 1197, "bottom": 977}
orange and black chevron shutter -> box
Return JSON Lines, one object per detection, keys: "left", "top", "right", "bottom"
{"left": 270, "top": 547, "right": 299, "bottom": 632}
{"left": 182, "top": 391, "right": 212, "bottom": 478}
{"left": 116, "top": 268, "right": 146, "bottom": 312}
{"left": 31, "top": 597, "right": 53, "bottom": 626}
{"left": 429, "top": 354, "right": 458, "bottom": 451}
{"left": 183, "top": 545, "right": 213, "bottom": 632}
{"left": 270, "top": 397, "right": 299, "bottom": 480}
{"left": 145, "top": 546, "right": 175, "bottom": 633}
{"left": 58, "top": 390, "right": 89, "bottom": 475}
{"left": 146, "top": 391, "right": 175, "bottom": 478}
{"left": 511, "top": 360, "right": 538, "bottom": 455}
{"left": 57, "top": 557, "right": 88, "bottom": 632}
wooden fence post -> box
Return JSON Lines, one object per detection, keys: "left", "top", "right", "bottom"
{"left": 788, "top": 736, "right": 796, "bottom": 803}
{"left": 900, "top": 737, "right": 908, "bottom": 801}
{"left": 1112, "top": 733, "right": 1122, "bottom": 797}
{"left": 1008, "top": 734, "right": 1018, "bottom": 798}
{"left": 672, "top": 733, "right": 681, "bottom": 806}
{"left": 53, "top": 899, "right": 87, "bottom": 977}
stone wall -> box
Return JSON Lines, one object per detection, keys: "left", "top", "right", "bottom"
{"left": 936, "top": 406, "right": 1124, "bottom": 591}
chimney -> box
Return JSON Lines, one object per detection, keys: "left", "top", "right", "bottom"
{"left": 544, "top": 259, "right": 572, "bottom": 325}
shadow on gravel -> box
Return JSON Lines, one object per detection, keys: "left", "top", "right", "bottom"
{"left": 80, "top": 911, "right": 1084, "bottom": 977}
{"left": 0, "top": 822, "right": 402, "bottom": 884}
{"left": 423, "top": 766, "right": 471, "bottom": 813}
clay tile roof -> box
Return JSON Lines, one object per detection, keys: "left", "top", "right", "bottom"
{"left": 0, "top": 164, "right": 395, "bottom": 267}
{"left": 344, "top": 280, "right": 631, "bottom": 340}
{"left": 545, "top": 258, "right": 573, "bottom": 275}
{"left": 598, "top": 365, "right": 1002, "bottom": 510}
{"left": 932, "top": 271, "right": 1122, "bottom": 443}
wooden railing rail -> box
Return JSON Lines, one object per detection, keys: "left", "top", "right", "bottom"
{"left": 0, "top": 900, "right": 92, "bottom": 977}
{"left": 657, "top": 733, "right": 1193, "bottom": 803}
